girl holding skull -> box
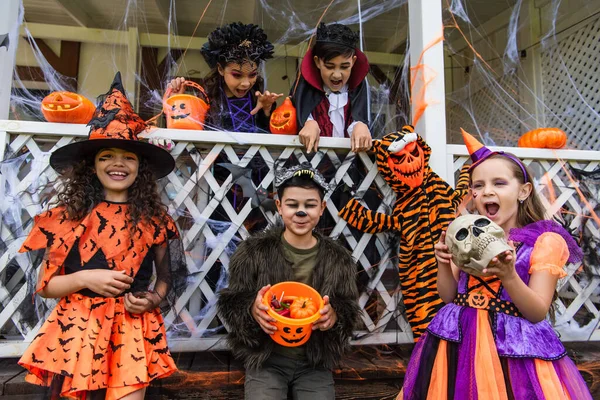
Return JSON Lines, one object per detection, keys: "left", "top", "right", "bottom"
{"left": 397, "top": 130, "right": 591, "bottom": 399}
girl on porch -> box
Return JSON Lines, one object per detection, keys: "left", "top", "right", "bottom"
{"left": 17, "top": 72, "right": 187, "bottom": 400}
{"left": 168, "top": 22, "right": 282, "bottom": 133}
{"left": 398, "top": 129, "right": 592, "bottom": 399}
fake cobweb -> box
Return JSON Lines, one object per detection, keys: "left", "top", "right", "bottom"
{"left": 1, "top": 0, "right": 599, "bottom": 343}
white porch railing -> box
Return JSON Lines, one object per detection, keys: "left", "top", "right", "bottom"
{"left": 0, "top": 120, "right": 598, "bottom": 357}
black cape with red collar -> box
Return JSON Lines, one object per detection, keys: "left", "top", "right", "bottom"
{"left": 291, "top": 47, "right": 370, "bottom": 134}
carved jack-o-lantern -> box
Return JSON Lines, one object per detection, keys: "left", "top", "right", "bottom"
{"left": 41, "top": 91, "right": 96, "bottom": 124}
{"left": 163, "top": 81, "right": 209, "bottom": 130}
{"left": 269, "top": 97, "right": 297, "bottom": 135}
{"left": 386, "top": 129, "right": 425, "bottom": 188}
{"left": 468, "top": 292, "right": 489, "bottom": 309}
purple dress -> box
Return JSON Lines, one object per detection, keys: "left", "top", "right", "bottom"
{"left": 400, "top": 221, "right": 592, "bottom": 399}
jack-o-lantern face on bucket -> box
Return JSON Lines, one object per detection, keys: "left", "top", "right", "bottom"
{"left": 279, "top": 326, "right": 308, "bottom": 345}
{"left": 169, "top": 100, "right": 191, "bottom": 121}
{"left": 41, "top": 91, "right": 96, "bottom": 124}
{"left": 269, "top": 97, "right": 297, "bottom": 134}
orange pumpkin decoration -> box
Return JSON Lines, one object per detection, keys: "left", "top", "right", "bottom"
{"left": 518, "top": 128, "right": 567, "bottom": 149}
{"left": 41, "top": 91, "right": 96, "bottom": 124}
{"left": 163, "top": 81, "right": 210, "bottom": 130}
{"left": 289, "top": 297, "right": 318, "bottom": 319}
{"left": 269, "top": 97, "right": 297, "bottom": 134}
{"left": 262, "top": 281, "right": 324, "bottom": 347}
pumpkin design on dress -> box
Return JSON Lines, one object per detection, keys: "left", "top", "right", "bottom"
{"left": 269, "top": 97, "right": 298, "bottom": 134}
{"left": 339, "top": 125, "right": 470, "bottom": 340}
{"left": 518, "top": 127, "right": 567, "bottom": 149}
{"left": 41, "top": 91, "right": 95, "bottom": 124}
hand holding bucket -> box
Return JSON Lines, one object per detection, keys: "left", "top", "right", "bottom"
{"left": 163, "top": 80, "right": 210, "bottom": 130}
{"left": 262, "top": 281, "right": 324, "bottom": 347}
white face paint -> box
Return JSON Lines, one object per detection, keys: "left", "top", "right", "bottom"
{"left": 445, "top": 215, "right": 512, "bottom": 276}
{"left": 388, "top": 132, "right": 418, "bottom": 153}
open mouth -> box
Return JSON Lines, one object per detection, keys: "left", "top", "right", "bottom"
{"left": 170, "top": 113, "right": 190, "bottom": 120}
{"left": 108, "top": 171, "right": 129, "bottom": 181}
{"left": 280, "top": 335, "right": 306, "bottom": 344}
{"left": 330, "top": 79, "right": 342, "bottom": 87}
{"left": 484, "top": 203, "right": 500, "bottom": 218}
{"left": 235, "top": 89, "right": 249, "bottom": 97}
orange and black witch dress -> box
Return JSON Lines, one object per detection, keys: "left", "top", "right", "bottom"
{"left": 18, "top": 203, "right": 183, "bottom": 399}
{"left": 18, "top": 72, "right": 185, "bottom": 399}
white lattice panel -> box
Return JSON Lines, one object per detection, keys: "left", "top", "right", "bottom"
{"left": 541, "top": 15, "right": 600, "bottom": 151}
{"left": 0, "top": 121, "right": 413, "bottom": 357}
{"left": 1, "top": 122, "right": 599, "bottom": 357}
{"left": 446, "top": 59, "right": 523, "bottom": 147}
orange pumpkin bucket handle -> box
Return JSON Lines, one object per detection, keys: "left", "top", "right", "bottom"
{"left": 162, "top": 80, "right": 210, "bottom": 106}
{"left": 162, "top": 81, "right": 211, "bottom": 130}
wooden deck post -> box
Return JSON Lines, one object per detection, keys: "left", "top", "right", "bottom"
{"left": 0, "top": 0, "right": 21, "bottom": 159}
{"left": 408, "top": 0, "right": 449, "bottom": 181}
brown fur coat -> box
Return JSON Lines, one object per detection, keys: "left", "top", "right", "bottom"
{"left": 217, "top": 226, "right": 360, "bottom": 369}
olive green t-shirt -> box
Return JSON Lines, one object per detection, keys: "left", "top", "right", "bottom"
{"left": 273, "top": 235, "right": 319, "bottom": 360}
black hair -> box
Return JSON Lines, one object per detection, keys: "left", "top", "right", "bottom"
{"left": 312, "top": 41, "right": 356, "bottom": 62}
{"left": 277, "top": 175, "right": 325, "bottom": 201}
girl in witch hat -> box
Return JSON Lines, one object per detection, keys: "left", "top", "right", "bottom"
{"left": 18, "top": 72, "right": 187, "bottom": 400}
{"left": 397, "top": 129, "right": 591, "bottom": 399}
{"left": 169, "top": 22, "right": 282, "bottom": 133}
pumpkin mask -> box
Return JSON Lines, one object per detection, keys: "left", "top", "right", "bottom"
{"left": 41, "top": 91, "right": 95, "bottom": 124}
{"left": 372, "top": 126, "right": 430, "bottom": 190}
{"left": 269, "top": 97, "right": 297, "bottom": 134}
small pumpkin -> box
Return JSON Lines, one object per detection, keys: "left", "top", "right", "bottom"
{"left": 518, "top": 128, "right": 567, "bottom": 149}
{"left": 269, "top": 97, "right": 297, "bottom": 134}
{"left": 289, "top": 297, "right": 318, "bottom": 319}
{"left": 41, "top": 91, "right": 96, "bottom": 124}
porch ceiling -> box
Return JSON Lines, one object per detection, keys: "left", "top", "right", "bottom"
{"left": 21, "top": 0, "right": 516, "bottom": 53}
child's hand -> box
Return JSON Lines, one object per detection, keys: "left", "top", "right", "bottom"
{"left": 251, "top": 285, "right": 277, "bottom": 335}
{"left": 124, "top": 291, "right": 162, "bottom": 314}
{"left": 312, "top": 295, "right": 337, "bottom": 331}
{"left": 299, "top": 120, "right": 321, "bottom": 153}
{"left": 167, "top": 77, "right": 186, "bottom": 94}
{"left": 434, "top": 231, "right": 453, "bottom": 267}
{"left": 350, "top": 122, "right": 372, "bottom": 153}
{"left": 81, "top": 270, "right": 133, "bottom": 298}
{"left": 251, "top": 91, "right": 284, "bottom": 116}
{"left": 482, "top": 241, "right": 518, "bottom": 281}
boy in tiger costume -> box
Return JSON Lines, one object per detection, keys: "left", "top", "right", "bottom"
{"left": 339, "top": 126, "right": 470, "bottom": 339}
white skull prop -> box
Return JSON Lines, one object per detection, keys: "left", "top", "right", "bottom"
{"left": 445, "top": 215, "right": 512, "bottom": 276}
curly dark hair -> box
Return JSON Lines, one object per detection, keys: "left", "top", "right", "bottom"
{"left": 50, "top": 155, "right": 168, "bottom": 229}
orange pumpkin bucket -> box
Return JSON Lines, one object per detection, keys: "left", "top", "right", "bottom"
{"left": 163, "top": 80, "right": 210, "bottom": 130}
{"left": 262, "top": 281, "right": 324, "bottom": 347}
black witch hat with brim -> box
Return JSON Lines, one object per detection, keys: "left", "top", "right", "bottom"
{"left": 50, "top": 72, "right": 175, "bottom": 179}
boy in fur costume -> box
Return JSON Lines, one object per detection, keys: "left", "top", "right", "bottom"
{"left": 217, "top": 162, "right": 360, "bottom": 399}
